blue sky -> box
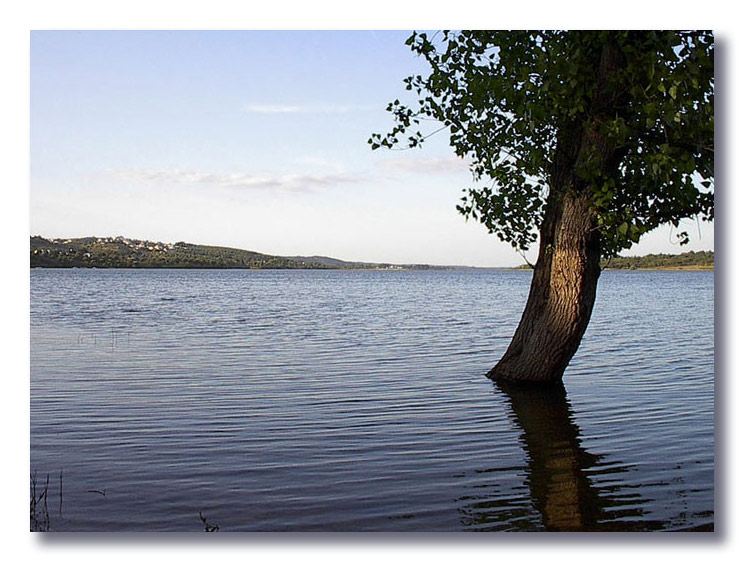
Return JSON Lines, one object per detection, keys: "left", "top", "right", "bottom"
{"left": 30, "top": 30, "right": 714, "bottom": 266}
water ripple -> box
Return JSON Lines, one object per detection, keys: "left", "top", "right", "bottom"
{"left": 30, "top": 268, "right": 713, "bottom": 531}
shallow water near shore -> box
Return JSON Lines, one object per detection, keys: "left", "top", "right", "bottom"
{"left": 30, "top": 268, "right": 714, "bottom": 531}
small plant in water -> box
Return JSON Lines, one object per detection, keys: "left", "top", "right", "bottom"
{"left": 30, "top": 472, "right": 50, "bottom": 531}
{"left": 199, "top": 511, "right": 219, "bottom": 532}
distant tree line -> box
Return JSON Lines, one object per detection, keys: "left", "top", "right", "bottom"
{"left": 513, "top": 249, "right": 713, "bottom": 270}
{"left": 602, "top": 250, "right": 713, "bottom": 270}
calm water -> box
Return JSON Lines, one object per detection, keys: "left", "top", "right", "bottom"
{"left": 30, "top": 268, "right": 714, "bottom": 531}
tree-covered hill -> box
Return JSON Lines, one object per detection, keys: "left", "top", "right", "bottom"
{"left": 30, "top": 236, "right": 330, "bottom": 269}
{"left": 29, "top": 236, "right": 432, "bottom": 270}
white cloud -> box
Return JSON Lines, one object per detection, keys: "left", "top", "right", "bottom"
{"left": 103, "top": 168, "right": 360, "bottom": 192}
{"left": 378, "top": 155, "right": 471, "bottom": 175}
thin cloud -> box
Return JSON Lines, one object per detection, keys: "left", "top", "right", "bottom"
{"left": 242, "top": 103, "right": 373, "bottom": 114}
{"left": 378, "top": 155, "right": 472, "bottom": 175}
{"left": 242, "top": 104, "right": 302, "bottom": 113}
{"left": 104, "top": 168, "right": 360, "bottom": 192}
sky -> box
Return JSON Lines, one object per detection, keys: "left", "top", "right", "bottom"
{"left": 29, "top": 29, "right": 715, "bottom": 267}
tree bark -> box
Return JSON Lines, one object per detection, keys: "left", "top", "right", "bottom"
{"left": 487, "top": 184, "right": 602, "bottom": 384}
{"left": 487, "top": 41, "right": 625, "bottom": 384}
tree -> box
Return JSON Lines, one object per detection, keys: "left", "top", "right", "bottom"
{"left": 371, "top": 31, "right": 714, "bottom": 384}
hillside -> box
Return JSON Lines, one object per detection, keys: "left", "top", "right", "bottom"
{"left": 30, "top": 236, "right": 329, "bottom": 269}
{"left": 29, "top": 236, "right": 430, "bottom": 270}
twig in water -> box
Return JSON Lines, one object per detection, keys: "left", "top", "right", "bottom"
{"left": 30, "top": 471, "right": 50, "bottom": 531}
{"left": 199, "top": 511, "right": 220, "bottom": 532}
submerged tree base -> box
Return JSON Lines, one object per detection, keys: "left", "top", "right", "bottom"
{"left": 486, "top": 367, "right": 566, "bottom": 386}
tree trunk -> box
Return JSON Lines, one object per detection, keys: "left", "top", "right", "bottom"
{"left": 487, "top": 185, "right": 602, "bottom": 384}
{"left": 487, "top": 41, "right": 626, "bottom": 384}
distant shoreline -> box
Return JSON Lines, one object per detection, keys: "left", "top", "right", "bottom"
{"left": 513, "top": 265, "right": 714, "bottom": 272}
{"left": 609, "top": 266, "right": 714, "bottom": 271}
{"left": 29, "top": 265, "right": 713, "bottom": 271}
{"left": 30, "top": 235, "right": 713, "bottom": 271}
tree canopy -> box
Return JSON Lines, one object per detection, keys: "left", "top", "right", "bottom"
{"left": 370, "top": 31, "right": 714, "bottom": 258}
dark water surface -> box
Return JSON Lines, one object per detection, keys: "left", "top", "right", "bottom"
{"left": 30, "top": 268, "right": 714, "bottom": 531}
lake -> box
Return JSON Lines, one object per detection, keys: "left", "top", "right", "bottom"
{"left": 29, "top": 268, "right": 714, "bottom": 531}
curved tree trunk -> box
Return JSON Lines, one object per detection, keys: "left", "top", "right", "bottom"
{"left": 487, "top": 185, "right": 602, "bottom": 384}
{"left": 487, "top": 41, "right": 626, "bottom": 384}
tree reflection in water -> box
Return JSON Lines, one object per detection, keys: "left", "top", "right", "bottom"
{"left": 458, "top": 381, "right": 656, "bottom": 531}
{"left": 502, "top": 381, "right": 602, "bottom": 531}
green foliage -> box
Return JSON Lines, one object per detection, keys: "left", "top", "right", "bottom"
{"left": 370, "top": 31, "right": 714, "bottom": 257}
